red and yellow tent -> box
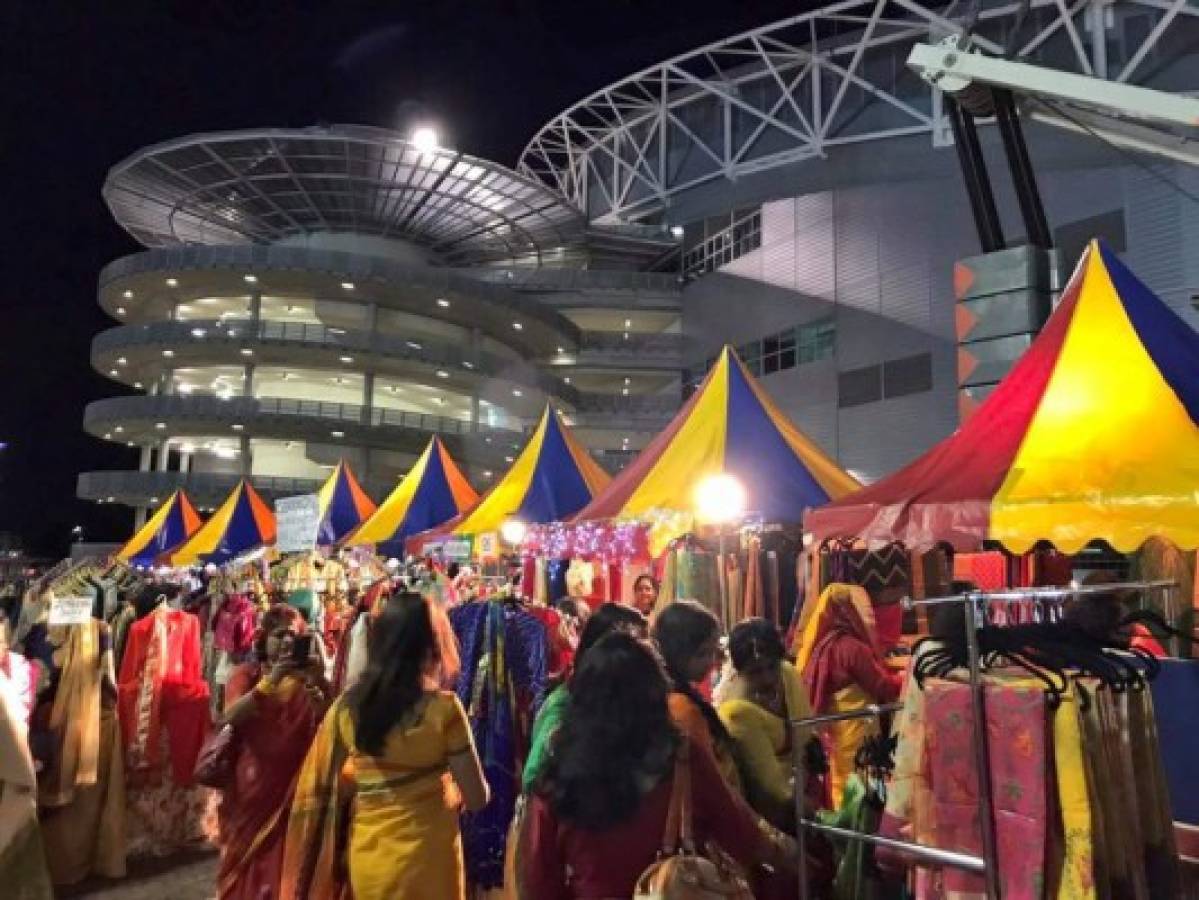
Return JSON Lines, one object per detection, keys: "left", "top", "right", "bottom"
{"left": 808, "top": 240, "right": 1199, "bottom": 553}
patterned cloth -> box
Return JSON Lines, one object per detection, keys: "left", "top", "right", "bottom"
{"left": 449, "top": 601, "right": 548, "bottom": 888}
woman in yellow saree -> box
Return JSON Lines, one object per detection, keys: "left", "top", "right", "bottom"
{"left": 282, "top": 593, "right": 488, "bottom": 900}
{"left": 793, "top": 583, "right": 902, "bottom": 806}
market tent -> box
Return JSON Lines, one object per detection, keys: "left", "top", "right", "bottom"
{"left": 117, "top": 490, "right": 203, "bottom": 567}
{"left": 347, "top": 438, "right": 478, "bottom": 551}
{"left": 574, "top": 345, "right": 859, "bottom": 524}
{"left": 807, "top": 239, "right": 1199, "bottom": 553}
{"left": 315, "top": 460, "right": 377, "bottom": 545}
{"left": 411, "top": 405, "right": 609, "bottom": 547}
{"left": 167, "top": 480, "right": 277, "bottom": 565}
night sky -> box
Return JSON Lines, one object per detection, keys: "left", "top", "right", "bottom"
{"left": 0, "top": 1, "right": 805, "bottom": 555}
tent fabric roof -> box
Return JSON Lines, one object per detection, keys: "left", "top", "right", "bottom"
{"left": 347, "top": 438, "right": 478, "bottom": 551}
{"left": 316, "top": 461, "right": 377, "bottom": 546}
{"left": 414, "top": 406, "right": 609, "bottom": 545}
{"left": 167, "top": 480, "right": 277, "bottom": 566}
{"left": 574, "top": 346, "right": 859, "bottom": 523}
{"left": 807, "top": 240, "right": 1199, "bottom": 553}
{"left": 117, "top": 490, "right": 203, "bottom": 567}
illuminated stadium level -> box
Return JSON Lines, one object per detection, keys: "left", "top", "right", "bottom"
{"left": 519, "top": 0, "right": 1199, "bottom": 222}
{"left": 105, "top": 125, "right": 587, "bottom": 266}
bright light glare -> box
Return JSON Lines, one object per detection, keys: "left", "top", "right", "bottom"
{"left": 501, "top": 518, "right": 527, "bottom": 546}
{"left": 411, "top": 126, "right": 439, "bottom": 153}
{"left": 693, "top": 473, "right": 747, "bottom": 524}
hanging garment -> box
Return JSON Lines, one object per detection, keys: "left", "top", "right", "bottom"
{"left": 449, "top": 600, "right": 549, "bottom": 889}
{"left": 923, "top": 678, "right": 1048, "bottom": 900}
{"left": 0, "top": 652, "right": 53, "bottom": 900}
{"left": 35, "top": 621, "right": 127, "bottom": 886}
{"left": 817, "top": 772, "right": 892, "bottom": 900}
{"left": 117, "top": 607, "right": 211, "bottom": 786}
{"left": 1050, "top": 683, "right": 1097, "bottom": 900}
{"left": 952, "top": 551, "right": 1009, "bottom": 591}
{"left": 125, "top": 727, "right": 217, "bottom": 858}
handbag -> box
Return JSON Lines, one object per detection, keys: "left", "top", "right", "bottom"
{"left": 633, "top": 744, "right": 755, "bottom": 899}
{"left": 193, "top": 723, "right": 238, "bottom": 789}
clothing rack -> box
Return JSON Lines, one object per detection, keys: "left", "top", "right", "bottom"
{"left": 791, "top": 579, "right": 1178, "bottom": 900}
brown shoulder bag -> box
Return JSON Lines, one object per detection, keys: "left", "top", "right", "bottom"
{"left": 633, "top": 744, "right": 755, "bottom": 900}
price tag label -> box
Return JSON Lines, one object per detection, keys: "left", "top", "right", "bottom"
{"left": 48, "top": 596, "right": 93, "bottom": 626}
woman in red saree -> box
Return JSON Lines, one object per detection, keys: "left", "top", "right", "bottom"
{"left": 217, "top": 604, "right": 330, "bottom": 900}
{"left": 793, "top": 583, "right": 902, "bottom": 806}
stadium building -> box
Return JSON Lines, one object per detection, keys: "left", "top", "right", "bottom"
{"left": 81, "top": 0, "right": 1199, "bottom": 521}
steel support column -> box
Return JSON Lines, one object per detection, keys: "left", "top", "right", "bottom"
{"left": 946, "top": 97, "right": 1005, "bottom": 253}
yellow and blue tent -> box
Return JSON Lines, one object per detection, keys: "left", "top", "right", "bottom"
{"left": 348, "top": 438, "right": 477, "bottom": 553}
{"left": 167, "top": 480, "right": 277, "bottom": 566}
{"left": 808, "top": 239, "right": 1199, "bottom": 552}
{"left": 117, "top": 490, "right": 203, "bottom": 567}
{"left": 574, "top": 345, "right": 859, "bottom": 525}
{"left": 411, "top": 406, "right": 609, "bottom": 549}
{"left": 316, "top": 460, "right": 377, "bottom": 546}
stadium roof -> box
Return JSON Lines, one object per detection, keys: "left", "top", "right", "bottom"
{"left": 105, "top": 125, "right": 586, "bottom": 266}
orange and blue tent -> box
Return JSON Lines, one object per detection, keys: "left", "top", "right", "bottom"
{"left": 411, "top": 406, "right": 610, "bottom": 547}
{"left": 166, "top": 480, "right": 277, "bottom": 565}
{"left": 117, "top": 490, "right": 203, "bottom": 567}
{"left": 348, "top": 438, "right": 478, "bottom": 552}
{"left": 574, "top": 346, "right": 859, "bottom": 525}
{"left": 808, "top": 240, "right": 1199, "bottom": 553}
{"left": 316, "top": 460, "right": 377, "bottom": 546}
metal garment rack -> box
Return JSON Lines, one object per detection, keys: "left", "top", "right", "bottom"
{"left": 790, "top": 579, "right": 1178, "bottom": 900}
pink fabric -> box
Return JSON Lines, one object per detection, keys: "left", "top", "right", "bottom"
{"left": 925, "top": 680, "right": 1047, "bottom": 900}
{"left": 212, "top": 594, "right": 257, "bottom": 656}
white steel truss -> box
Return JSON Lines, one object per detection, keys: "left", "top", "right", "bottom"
{"left": 518, "top": 0, "right": 1199, "bottom": 223}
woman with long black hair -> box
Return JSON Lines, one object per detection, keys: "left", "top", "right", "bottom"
{"left": 521, "top": 631, "right": 794, "bottom": 898}
{"left": 282, "top": 592, "right": 488, "bottom": 900}
{"left": 522, "top": 602, "right": 647, "bottom": 792}
{"left": 651, "top": 599, "right": 742, "bottom": 792}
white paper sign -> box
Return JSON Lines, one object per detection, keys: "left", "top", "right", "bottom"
{"left": 276, "top": 494, "right": 321, "bottom": 553}
{"left": 48, "top": 596, "right": 93, "bottom": 626}
{"left": 443, "top": 539, "right": 473, "bottom": 561}
{"left": 476, "top": 532, "right": 499, "bottom": 561}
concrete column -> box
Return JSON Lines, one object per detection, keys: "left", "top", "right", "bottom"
{"left": 157, "top": 440, "right": 170, "bottom": 472}
{"left": 249, "top": 290, "right": 262, "bottom": 326}
{"left": 159, "top": 368, "right": 174, "bottom": 396}
{"left": 243, "top": 364, "right": 255, "bottom": 397}
{"left": 470, "top": 328, "right": 482, "bottom": 432}
{"left": 134, "top": 507, "right": 148, "bottom": 530}
{"left": 179, "top": 452, "right": 191, "bottom": 474}
{"left": 239, "top": 436, "right": 252, "bottom": 477}
{"left": 361, "top": 372, "right": 375, "bottom": 426}
{"left": 469, "top": 327, "right": 482, "bottom": 365}
{"left": 139, "top": 444, "right": 153, "bottom": 472}
{"left": 365, "top": 302, "right": 378, "bottom": 335}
